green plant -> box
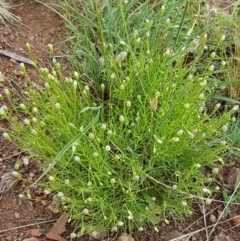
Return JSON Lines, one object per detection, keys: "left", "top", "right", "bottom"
{"left": 1, "top": 0, "right": 240, "bottom": 236}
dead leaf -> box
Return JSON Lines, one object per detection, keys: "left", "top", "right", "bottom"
{"left": 46, "top": 231, "right": 67, "bottom": 241}
{"left": 213, "top": 232, "right": 234, "bottom": 241}
{"left": 22, "top": 237, "right": 40, "bottom": 241}
{"left": 150, "top": 97, "right": 158, "bottom": 112}
{"left": 49, "top": 212, "right": 68, "bottom": 235}
{"left": 165, "top": 230, "right": 186, "bottom": 241}
{"left": 230, "top": 212, "right": 240, "bottom": 232}
{"left": 24, "top": 229, "right": 47, "bottom": 237}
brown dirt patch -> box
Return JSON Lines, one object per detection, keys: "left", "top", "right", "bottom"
{"left": 0, "top": 1, "right": 240, "bottom": 241}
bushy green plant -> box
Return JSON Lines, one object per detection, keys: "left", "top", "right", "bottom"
{"left": 1, "top": 0, "right": 239, "bottom": 236}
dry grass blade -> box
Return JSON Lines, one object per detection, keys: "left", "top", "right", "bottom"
{"left": 0, "top": 171, "right": 19, "bottom": 200}
{"left": 0, "top": 0, "right": 19, "bottom": 25}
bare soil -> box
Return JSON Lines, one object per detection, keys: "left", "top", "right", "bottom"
{"left": 0, "top": 1, "right": 239, "bottom": 241}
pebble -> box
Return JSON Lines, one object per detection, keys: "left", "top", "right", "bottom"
{"left": 14, "top": 212, "right": 20, "bottom": 219}
{"left": 209, "top": 214, "right": 217, "bottom": 223}
{"left": 117, "top": 234, "right": 135, "bottom": 241}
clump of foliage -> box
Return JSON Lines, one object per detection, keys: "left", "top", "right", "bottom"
{"left": 1, "top": 0, "right": 239, "bottom": 236}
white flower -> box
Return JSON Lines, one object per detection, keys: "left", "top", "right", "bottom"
{"left": 87, "top": 197, "right": 92, "bottom": 202}
{"left": 134, "top": 175, "right": 140, "bottom": 181}
{"left": 91, "top": 231, "right": 97, "bottom": 238}
{"left": 126, "top": 100, "right": 131, "bottom": 108}
{"left": 23, "top": 118, "right": 30, "bottom": 125}
{"left": 151, "top": 197, "right": 156, "bottom": 201}
{"left": 215, "top": 186, "right": 220, "bottom": 191}
{"left": 232, "top": 105, "right": 239, "bottom": 111}
{"left": 0, "top": 107, "right": 5, "bottom": 116}
{"left": 220, "top": 140, "right": 227, "bottom": 146}
{"left": 74, "top": 156, "right": 80, "bottom": 162}
{"left": 32, "top": 117, "right": 37, "bottom": 123}
{"left": 55, "top": 103, "right": 60, "bottom": 109}
{"left": 4, "top": 88, "right": 10, "bottom": 96}
{"left": 65, "top": 179, "right": 70, "bottom": 185}
{"left": 32, "top": 107, "right": 38, "bottom": 113}
{"left": 184, "top": 103, "right": 190, "bottom": 109}
{"left": 171, "top": 137, "right": 179, "bottom": 142}
{"left": 57, "top": 192, "right": 64, "bottom": 198}
{"left": 136, "top": 37, "right": 141, "bottom": 43}
{"left": 48, "top": 176, "right": 55, "bottom": 181}
{"left": 119, "top": 115, "right": 125, "bottom": 123}
{"left": 177, "top": 129, "right": 184, "bottom": 136}
{"left": 146, "top": 31, "right": 150, "bottom": 37}
{"left": 44, "top": 189, "right": 50, "bottom": 194}
{"left": 138, "top": 227, "right": 144, "bottom": 231}
{"left": 116, "top": 51, "right": 128, "bottom": 63}
{"left": 166, "top": 18, "right": 170, "bottom": 24}
{"left": 182, "top": 201, "right": 187, "bottom": 206}
{"left": 157, "top": 139, "right": 162, "bottom": 144}
{"left": 202, "top": 187, "right": 211, "bottom": 194}
{"left": 88, "top": 133, "right": 95, "bottom": 139}
{"left": 195, "top": 164, "right": 201, "bottom": 168}
{"left": 212, "top": 167, "right": 219, "bottom": 174}
{"left": 20, "top": 103, "right": 26, "bottom": 110}
{"left": 93, "top": 152, "right": 99, "bottom": 158}
{"left": 189, "top": 133, "right": 195, "bottom": 139}
{"left": 117, "top": 221, "right": 124, "bottom": 227}
{"left": 107, "top": 130, "right": 113, "bottom": 136}
{"left": 82, "top": 208, "right": 89, "bottom": 215}
{"left": 221, "top": 125, "right": 228, "bottom": 132}
{"left": 205, "top": 198, "right": 212, "bottom": 205}
{"left": 110, "top": 178, "right": 116, "bottom": 184}
{"left": 210, "top": 52, "right": 216, "bottom": 58}
{"left": 105, "top": 145, "right": 111, "bottom": 151}
{"left": 221, "top": 60, "right": 227, "bottom": 66}
{"left": 200, "top": 80, "right": 207, "bottom": 86}
{"left": 12, "top": 171, "right": 20, "bottom": 178}
{"left": 154, "top": 227, "right": 159, "bottom": 233}
{"left": 101, "top": 123, "right": 107, "bottom": 130}
{"left": 220, "top": 35, "right": 226, "bottom": 41}
{"left": 232, "top": 117, "right": 236, "bottom": 123}
{"left": 70, "top": 233, "right": 77, "bottom": 239}
{"left": 73, "top": 80, "right": 77, "bottom": 89}
{"left": 209, "top": 65, "right": 215, "bottom": 71}
{"left": 199, "top": 93, "right": 205, "bottom": 99}
{"left": 172, "top": 184, "right": 178, "bottom": 190}
{"left": 87, "top": 181, "right": 92, "bottom": 187}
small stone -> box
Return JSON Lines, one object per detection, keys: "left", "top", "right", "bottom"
{"left": 209, "top": 214, "right": 217, "bottom": 223}
{"left": 14, "top": 212, "right": 20, "bottom": 219}
{"left": 49, "top": 28, "right": 56, "bottom": 35}
{"left": 117, "top": 233, "right": 135, "bottom": 241}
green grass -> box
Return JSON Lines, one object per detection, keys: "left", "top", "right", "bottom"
{"left": 1, "top": 0, "right": 240, "bottom": 237}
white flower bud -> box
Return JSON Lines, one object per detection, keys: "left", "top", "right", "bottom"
{"left": 177, "top": 129, "right": 184, "bottom": 136}
{"left": 55, "top": 103, "right": 60, "bottom": 109}
{"left": 105, "top": 145, "right": 111, "bottom": 151}
{"left": 209, "top": 65, "right": 215, "bottom": 71}
{"left": 110, "top": 178, "right": 116, "bottom": 184}
{"left": 221, "top": 125, "right": 228, "bottom": 132}
{"left": 74, "top": 156, "right": 80, "bottom": 162}
{"left": 184, "top": 103, "right": 190, "bottom": 108}
{"left": 82, "top": 208, "right": 89, "bottom": 215}
{"left": 88, "top": 133, "right": 95, "bottom": 139}
{"left": 23, "top": 118, "right": 30, "bottom": 125}
{"left": 119, "top": 115, "right": 125, "bottom": 123}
